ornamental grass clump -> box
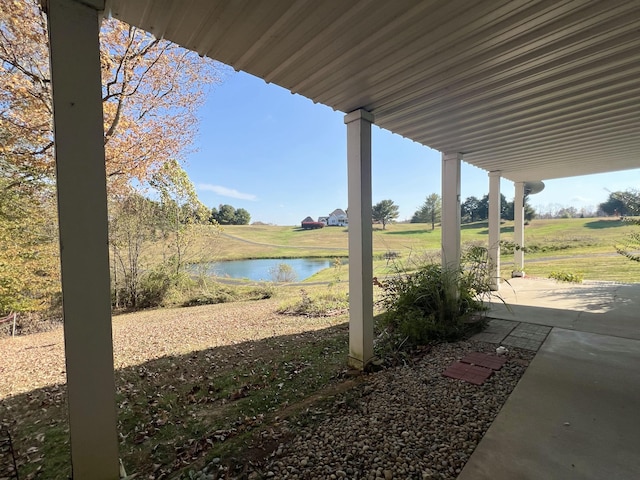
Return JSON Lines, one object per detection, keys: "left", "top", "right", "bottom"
{"left": 378, "top": 248, "right": 492, "bottom": 346}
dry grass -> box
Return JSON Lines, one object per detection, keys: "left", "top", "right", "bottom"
{"left": 2, "top": 299, "right": 282, "bottom": 397}
{"left": 0, "top": 297, "right": 351, "bottom": 479}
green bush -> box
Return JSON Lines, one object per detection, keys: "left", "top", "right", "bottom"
{"left": 136, "top": 269, "right": 174, "bottom": 308}
{"left": 548, "top": 271, "right": 583, "bottom": 283}
{"left": 278, "top": 289, "right": 349, "bottom": 317}
{"left": 112, "top": 267, "right": 175, "bottom": 309}
{"left": 250, "top": 283, "right": 276, "bottom": 299}
{"left": 182, "top": 281, "right": 275, "bottom": 307}
{"left": 377, "top": 248, "right": 493, "bottom": 347}
{"left": 182, "top": 290, "right": 237, "bottom": 306}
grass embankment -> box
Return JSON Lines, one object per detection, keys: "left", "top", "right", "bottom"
{"left": 212, "top": 218, "right": 640, "bottom": 283}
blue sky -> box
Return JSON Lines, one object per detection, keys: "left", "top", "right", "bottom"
{"left": 186, "top": 71, "right": 640, "bottom": 226}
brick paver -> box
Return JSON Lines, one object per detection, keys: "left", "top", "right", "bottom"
{"left": 443, "top": 361, "right": 493, "bottom": 385}
{"left": 460, "top": 352, "right": 507, "bottom": 370}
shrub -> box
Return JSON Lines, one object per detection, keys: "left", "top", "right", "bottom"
{"left": 278, "top": 289, "right": 349, "bottom": 317}
{"left": 548, "top": 271, "right": 583, "bottom": 283}
{"left": 250, "top": 283, "right": 276, "bottom": 299}
{"left": 112, "top": 267, "right": 175, "bottom": 309}
{"left": 136, "top": 269, "right": 174, "bottom": 308}
{"left": 182, "top": 282, "right": 275, "bottom": 307}
{"left": 377, "top": 249, "right": 492, "bottom": 347}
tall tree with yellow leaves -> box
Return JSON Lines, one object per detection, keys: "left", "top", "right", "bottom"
{"left": 0, "top": 0, "right": 224, "bottom": 318}
{"left": 1, "top": 0, "right": 223, "bottom": 192}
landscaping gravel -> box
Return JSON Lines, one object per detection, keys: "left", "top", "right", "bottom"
{"left": 193, "top": 340, "right": 534, "bottom": 480}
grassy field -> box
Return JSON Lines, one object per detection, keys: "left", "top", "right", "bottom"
{"left": 198, "top": 217, "right": 640, "bottom": 283}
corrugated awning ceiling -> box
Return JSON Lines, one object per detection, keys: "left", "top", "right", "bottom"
{"left": 105, "top": 0, "right": 640, "bottom": 182}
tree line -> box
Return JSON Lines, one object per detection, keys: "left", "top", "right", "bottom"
{"left": 210, "top": 204, "right": 251, "bottom": 225}
{"left": 372, "top": 193, "right": 536, "bottom": 230}
{"left": 373, "top": 189, "right": 640, "bottom": 231}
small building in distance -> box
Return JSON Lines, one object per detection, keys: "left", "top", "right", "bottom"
{"left": 301, "top": 216, "right": 325, "bottom": 229}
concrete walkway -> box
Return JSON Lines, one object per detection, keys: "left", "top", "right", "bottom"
{"left": 458, "top": 277, "right": 640, "bottom": 480}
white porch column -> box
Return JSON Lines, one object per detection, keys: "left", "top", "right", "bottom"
{"left": 488, "top": 171, "right": 501, "bottom": 290}
{"left": 47, "top": 1, "right": 119, "bottom": 478}
{"left": 441, "top": 152, "right": 462, "bottom": 270}
{"left": 345, "top": 109, "right": 374, "bottom": 370}
{"left": 513, "top": 181, "right": 526, "bottom": 276}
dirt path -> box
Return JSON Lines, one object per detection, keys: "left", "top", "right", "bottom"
{"left": 219, "top": 231, "right": 346, "bottom": 251}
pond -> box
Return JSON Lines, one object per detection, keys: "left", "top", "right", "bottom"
{"left": 193, "top": 258, "right": 334, "bottom": 282}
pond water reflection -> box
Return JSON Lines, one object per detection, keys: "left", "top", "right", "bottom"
{"left": 194, "top": 258, "right": 334, "bottom": 282}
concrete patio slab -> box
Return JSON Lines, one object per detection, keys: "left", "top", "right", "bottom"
{"left": 488, "top": 278, "right": 640, "bottom": 341}
{"left": 458, "top": 328, "right": 640, "bottom": 480}
{"left": 471, "top": 319, "right": 518, "bottom": 344}
{"left": 471, "top": 319, "right": 550, "bottom": 351}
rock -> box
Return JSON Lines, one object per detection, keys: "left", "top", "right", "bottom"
{"left": 187, "top": 341, "right": 533, "bottom": 480}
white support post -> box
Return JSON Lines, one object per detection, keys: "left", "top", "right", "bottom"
{"left": 345, "top": 109, "right": 374, "bottom": 370}
{"left": 46, "top": 1, "right": 119, "bottom": 478}
{"left": 513, "top": 181, "right": 526, "bottom": 277}
{"left": 488, "top": 171, "right": 501, "bottom": 290}
{"left": 441, "top": 152, "right": 462, "bottom": 271}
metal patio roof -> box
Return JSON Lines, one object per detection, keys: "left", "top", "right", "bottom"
{"left": 105, "top": 0, "right": 640, "bottom": 183}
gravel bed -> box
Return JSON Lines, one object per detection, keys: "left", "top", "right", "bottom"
{"left": 193, "top": 340, "right": 533, "bottom": 480}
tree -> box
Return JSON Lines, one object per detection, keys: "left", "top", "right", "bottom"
{"left": 0, "top": 176, "right": 59, "bottom": 314}
{"left": 372, "top": 199, "right": 399, "bottom": 230}
{"left": 411, "top": 193, "right": 441, "bottom": 230}
{"left": 477, "top": 195, "right": 490, "bottom": 222}
{"left": 109, "top": 193, "right": 161, "bottom": 308}
{"left": 0, "top": 1, "right": 222, "bottom": 193}
{"left": 461, "top": 196, "right": 481, "bottom": 222}
{"left": 600, "top": 189, "right": 640, "bottom": 217}
{"left": 599, "top": 193, "right": 627, "bottom": 216}
{"left": 461, "top": 194, "right": 510, "bottom": 222}
{"left": 234, "top": 208, "right": 251, "bottom": 225}
{"left": 557, "top": 206, "right": 579, "bottom": 218}
{"left": 210, "top": 204, "right": 251, "bottom": 225}
{"left": 523, "top": 196, "right": 537, "bottom": 222}
{"left": 215, "top": 204, "right": 237, "bottom": 225}
{"left": 150, "top": 161, "right": 213, "bottom": 276}
{"left": 209, "top": 206, "right": 219, "bottom": 224}
{"left": 0, "top": 2, "right": 222, "bottom": 318}
{"left": 612, "top": 189, "right": 640, "bottom": 216}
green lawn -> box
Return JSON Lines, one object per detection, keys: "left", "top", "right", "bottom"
{"left": 176, "top": 218, "right": 640, "bottom": 282}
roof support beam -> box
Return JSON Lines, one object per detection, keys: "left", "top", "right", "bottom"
{"left": 46, "top": 0, "right": 119, "bottom": 478}
{"left": 345, "top": 109, "right": 374, "bottom": 370}
{"left": 442, "top": 152, "right": 462, "bottom": 271}
{"left": 488, "top": 171, "right": 502, "bottom": 291}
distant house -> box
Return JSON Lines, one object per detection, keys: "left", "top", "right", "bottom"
{"left": 318, "top": 216, "right": 329, "bottom": 225}
{"left": 327, "top": 208, "right": 348, "bottom": 227}
{"left": 301, "top": 216, "right": 324, "bottom": 229}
